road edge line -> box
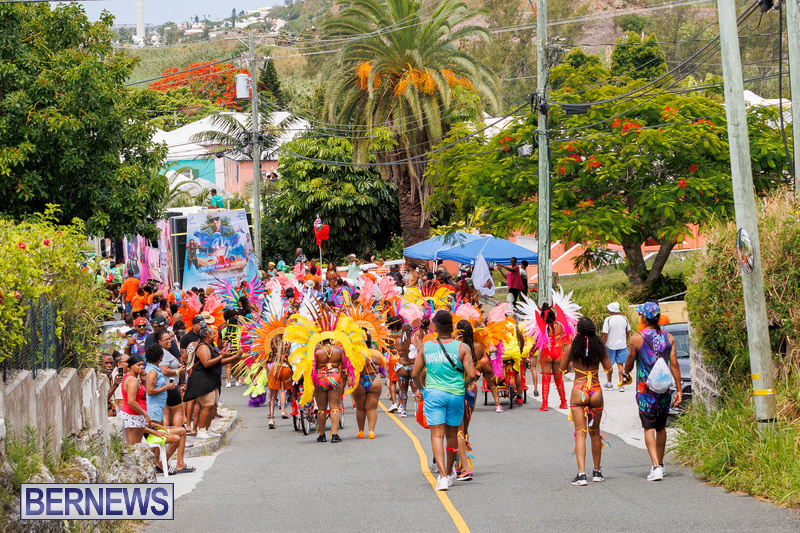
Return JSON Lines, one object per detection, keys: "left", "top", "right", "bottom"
{"left": 379, "top": 401, "right": 470, "bottom": 533}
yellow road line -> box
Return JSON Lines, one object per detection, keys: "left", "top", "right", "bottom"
{"left": 379, "top": 402, "right": 470, "bottom": 533}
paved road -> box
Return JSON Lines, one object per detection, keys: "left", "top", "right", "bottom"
{"left": 147, "top": 384, "right": 800, "bottom": 533}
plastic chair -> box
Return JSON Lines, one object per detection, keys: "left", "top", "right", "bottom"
{"left": 143, "top": 436, "right": 169, "bottom": 477}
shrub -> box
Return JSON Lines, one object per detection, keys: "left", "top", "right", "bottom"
{"left": 685, "top": 188, "right": 800, "bottom": 391}
{"left": 0, "top": 205, "right": 109, "bottom": 365}
{"left": 618, "top": 13, "right": 647, "bottom": 34}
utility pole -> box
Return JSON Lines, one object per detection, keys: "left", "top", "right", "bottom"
{"left": 717, "top": 0, "right": 776, "bottom": 425}
{"left": 249, "top": 32, "right": 262, "bottom": 268}
{"left": 536, "top": 0, "right": 551, "bottom": 306}
{"left": 786, "top": 0, "right": 800, "bottom": 196}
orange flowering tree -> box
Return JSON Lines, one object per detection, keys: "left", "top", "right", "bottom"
{"left": 321, "top": 0, "right": 500, "bottom": 246}
{"left": 149, "top": 62, "right": 249, "bottom": 111}
{"left": 425, "top": 50, "right": 790, "bottom": 287}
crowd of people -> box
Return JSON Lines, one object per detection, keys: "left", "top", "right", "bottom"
{"left": 100, "top": 248, "right": 682, "bottom": 487}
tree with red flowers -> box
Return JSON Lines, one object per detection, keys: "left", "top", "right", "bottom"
{"left": 150, "top": 62, "right": 250, "bottom": 111}
{"left": 426, "top": 49, "right": 791, "bottom": 287}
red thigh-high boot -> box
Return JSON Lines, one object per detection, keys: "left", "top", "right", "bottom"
{"left": 539, "top": 373, "right": 551, "bottom": 411}
{"left": 554, "top": 372, "right": 568, "bottom": 410}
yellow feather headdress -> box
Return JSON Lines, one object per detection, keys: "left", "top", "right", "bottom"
{"left": 285, "top": 299, "right": 369, "bottom": 404}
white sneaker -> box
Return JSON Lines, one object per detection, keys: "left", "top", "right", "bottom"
{"left": 604, "top": 382, "right": 613, "bottom": 390}
{"left": 399, "top": 408, "right": 407, "bottom": 418}
{"left": 660, "top": 464, "right": 666, "bottom": 476}
{"left": 225, "top": 381, "right": 232, "bottom": 388}
{"left": 388, "top": 403, "right": 398, "bottom": 413}
{"left": 435, "top": 475, "right": 449, "bottom": 491}
{"left": 234, "top": 380, "right": 242, "bottom": 387}
{"left": 647, "top": 465, "right": 664, "bottom": 481}
{"left": 196, "top": 430, "right": 209, "bottom": 439}
{"left": 447, "top": 470, "right": 457, "bottom": 487}
{"left": 619, "top": 385, "right": 625, "bottom": 392}
{"left": 207, "top": 430, "right": 221, "bottom": 438}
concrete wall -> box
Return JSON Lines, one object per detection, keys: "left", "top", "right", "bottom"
{"left": 1, "top": 369, "right": 108, "bottom": 462}
{"left": 688, "top": 321, "right": 719, "bottom": 410}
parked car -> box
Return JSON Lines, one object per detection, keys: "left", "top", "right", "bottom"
{"left": 661, "top": 322, "right": 693, "bottom": 414}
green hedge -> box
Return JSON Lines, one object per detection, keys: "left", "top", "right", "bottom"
{"left": 685, "top": 188, "right": 800, "bottom": 391}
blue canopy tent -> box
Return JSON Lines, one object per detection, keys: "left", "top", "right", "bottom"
{"left": 436, "top": 236, "right": 538, "bottom": 265}
{"left": 403, "top": 231, "right": 482, "bottom": 261}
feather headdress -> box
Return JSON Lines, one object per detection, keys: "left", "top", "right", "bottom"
{"left": 451, "top": 297, "right": 482, "bottom": 325}
{"left": 285, "top": 300, "right": 369, "bottom": 404}
{"left": 552, "top": 286, "right": 581, "bottom": 341}
{"left": 346, "top": 304, "right": 393, "bottom": 353}
{"left": 178, "top": 292, "right": 202, "bottom": 327}
{"left": 403, "top": 281, "right": 453, "bottom": 311}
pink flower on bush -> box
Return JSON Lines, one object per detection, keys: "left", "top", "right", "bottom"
{"left": 43, "top": 239, "right": 51, "bottom": 246}
{"left": 17, "top": 242, "right": 26, "bottom": 250}
{"left": 13, "top": 291, "right": 21, "bottom": 299}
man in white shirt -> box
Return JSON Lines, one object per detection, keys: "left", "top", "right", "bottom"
{"left": 602, "top": 302, "right": 631, "bottom": 391}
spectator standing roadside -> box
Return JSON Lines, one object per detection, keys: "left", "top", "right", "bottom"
{"left": 520, "top": 260, "right": 530, "bottom": 296}
{"left": 362, "top": 246, "right": 373, "bottom": 263}
{"left": 120, "top": 272, "right": 139, "bottom": 315}
{"left": 375, "top": 257, "right": 389, "bottom": 277}
{"left": 497, "top": 257, "right": 525, "bottom": 307}
{"left": 389, "top": 264, "right": 405, "bottom": 291}
{"left": 347, "top": 254, "right": 361, "bottom": 279}
{"left": 208, "top": 189, "right": 225, "bottom": 209}
{"left": 602, "top": 302, "right": 631, "bottom": 391}
{"left": 127, "top": 317, "right": 149, "bottom": 357}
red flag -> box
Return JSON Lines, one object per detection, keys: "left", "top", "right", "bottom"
{"left": 314, "top": 224, "right": 329, "bottom": 246}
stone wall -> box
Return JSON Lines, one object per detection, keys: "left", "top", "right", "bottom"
{"left": 0, "top": 368, "right": 109, "bottom": 459}
{"left": 688, "top": 321, "right": 719, "bottom": 410}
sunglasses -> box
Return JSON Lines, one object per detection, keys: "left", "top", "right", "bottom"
{"left": 209, "top": 217, "right": 220, "bottom": 222}
{"left": 135, "top": 325, "right": 146, "bottom": 328}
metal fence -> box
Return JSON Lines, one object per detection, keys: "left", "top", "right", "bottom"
{"left": 1, "top": 296, "right": 63, "bottom": 381}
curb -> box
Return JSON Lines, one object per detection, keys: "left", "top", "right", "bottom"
{"left": 184, "top": 407, "right": 239, "bottom": 458}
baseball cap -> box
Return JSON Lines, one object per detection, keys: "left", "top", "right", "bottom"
{"left": 635, "top": 304, "right": 643, "bottom": 314}
{"left": 607, "top": 302, "right": 620, "bottom": 313}
{"left": 201, "top": 311, "right": 214, "bottom": 324}
{"left": 152, "top": 316, "right": 167, "bottom": 326}
{"left": 192, "top": 315, "right": 205, "bottom": 325}
{"left": 133, "top": 317, "right": 147, "bottom": 326}
{"left": 642, "top": 301, "right": 661, "bottom": 320}
{"left": 268, "top": 262, "right": 276, "bottom": 267}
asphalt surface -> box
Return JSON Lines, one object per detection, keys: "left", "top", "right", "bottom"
{"left": 146, "top": 384, "right": 800, "bottom": 533}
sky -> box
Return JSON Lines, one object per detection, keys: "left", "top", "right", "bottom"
{"left": 77, "top": 0, "right": 281, "bottom": 26}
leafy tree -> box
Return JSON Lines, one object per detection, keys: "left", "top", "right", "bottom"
{"left": 149, "top": 61, "right": 249, "bottom": 111}
{"left": 266, "top": 135, "right": 401, "bottom": 260}
{"left": 321, "top": 0, "right": 500, "bottom": 247}
{"left": 611, "top": 32, "right": 667, "bottom": 81}
{"left": 425, "top": 54, "right": 790, "bottom": 288}
{"left": 0, "top": 3, "right": 168, "bottom": 239}
{"left": 259, "top": 59, "right": 285, "bottom": 108}
{"left": 135, "top": 87, "right": 222, "bottom": 131}
{"left": 618, "top": 14, "right": 647, "bottom": 34}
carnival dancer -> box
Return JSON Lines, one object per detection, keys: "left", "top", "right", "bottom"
{"left": 385, "top": 315, "right": 403, "bottom": 410}
{"left": 454, "top": 320, "right": 478, "bottom": 481}
{"left": 236, "top": 286, "right": 295, "bottom": 419}
{"left": 560, "top": 318, "right": 613, "bottom": 485}
{"left": 523, "top": 289, "right": 580, "bottom": 411}
{"left": 347, "top": 306, "right": 392, "bottom": 439}
{"left": 286, "top": 301, "right": 369, "bottom": 443}
{"left": 412, "top": 311, "right": 475, "bottom": 491}
{"left": 266, "top": 335, "right": 293, "bottom": 429}
{"left": 473, "top": 326, "right": 501, "bottom": 412}
{"left": 488, "top": 305, "right": 525, "bottom": 406}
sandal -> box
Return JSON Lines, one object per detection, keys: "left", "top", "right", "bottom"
{"left": 174, "top": 466, "right": 196, "bottom": 474}
{"left": 155, "top": 465, "right": 176, "bottom": 475}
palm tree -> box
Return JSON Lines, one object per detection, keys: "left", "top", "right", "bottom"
{"left": 191, "top": 96, "right": 295, "bottom": 175}
{"left": 322, "top": 0, "right": 500, "bottom": 246}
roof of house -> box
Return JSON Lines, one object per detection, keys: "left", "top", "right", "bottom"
{"left": 152, "top": 111, "right": 309, "bottom": 162}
